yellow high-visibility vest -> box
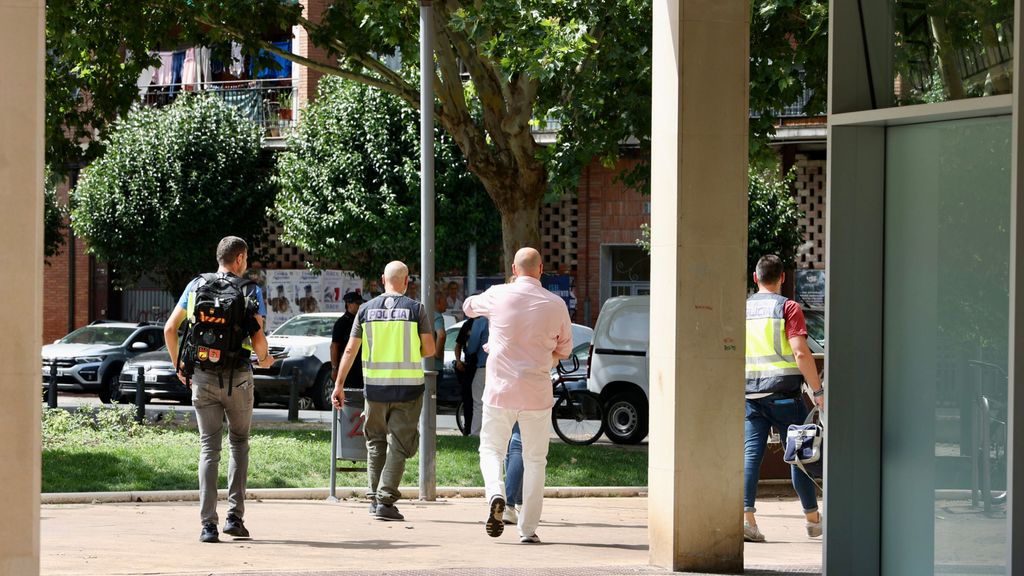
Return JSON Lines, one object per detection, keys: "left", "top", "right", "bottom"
{"left": 360, "top": 295, "right": 424, "bottom": 402}
{"left": 745, "top": 293, "right": 803, "bottom": 394}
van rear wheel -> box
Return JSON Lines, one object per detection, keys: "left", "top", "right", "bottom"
{"left": 604, "top": 392, "right": 648, "bottom": 444}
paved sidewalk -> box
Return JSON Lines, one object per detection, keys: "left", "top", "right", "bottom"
{"left": 42, "top": 496, "right": 821, "bottom": 576}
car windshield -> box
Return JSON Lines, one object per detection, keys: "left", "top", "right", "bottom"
{"left": 271, "top": 316, "right": 337, "bottom": 338}
{"left": 59, "top": 326, "right": 135, "bottom": 346}
{"left": 804, "top": 309, "right": 825, "bottom": 350}
{"left": 445, "top": 323, "right": 464, "bottom": 352}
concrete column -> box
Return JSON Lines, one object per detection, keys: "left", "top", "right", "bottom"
{"left": 0, "top": 0, "right": 43, "bottom": 575}
{"left": 648, "top": 0, "right": 748, "bottom": 572}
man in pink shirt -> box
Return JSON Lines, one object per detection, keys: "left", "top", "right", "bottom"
{"left": 463, "top": 247, "right": 573, "bottom": 544}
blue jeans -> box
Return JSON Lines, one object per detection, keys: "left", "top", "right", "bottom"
{"left": 744, "top": 395, "right": 819, "bottom": 514}
{"left": 504, "top": 422, "right": 523, "bottom": 506}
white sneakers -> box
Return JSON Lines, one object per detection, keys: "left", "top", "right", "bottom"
{"left": 502, "top": 504, "right": 519, "bottom": 525}
{"left": 743, "top": 521, "right": 766, "bottom": 542}
{"left": 806, "top": 513, "right": 823, "bottom": 538}
{"left": 744, "top": 514, "right": 822, "bottom": 542}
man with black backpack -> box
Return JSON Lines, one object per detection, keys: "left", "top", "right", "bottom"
{"left": 164, "top": 236, "right": 274, "bottom": 544}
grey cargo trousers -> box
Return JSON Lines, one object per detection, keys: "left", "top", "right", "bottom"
{"left": 191, "top": 368, "right": 255, "bottom": 526}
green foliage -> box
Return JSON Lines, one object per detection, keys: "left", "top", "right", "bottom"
{"left": 275, "top": 77, "right": 502, "bottom": 278}
{"left": 748, "top": 166, "right": 805, "bottom": 276}
{"left": 42, "top": 425, "right": 647, "bottom": 492}
{"left": 536, "top": 1, "right": 653, "bottom": 195}
{"left": 749, "top": 0, "right": 829, "bottom": 164}
{"left": 637, "top": 166, "right": 806, "bottom": 280}
{"left": 43, "top": 405, "right": 144, "bottom": 448}
{"left": 893, "top": 0, "right": 1013, "bottom": 105}
{"left": 43, "top": 166, "right": 68, "bottom": 260}
{"left": 70, "top": 95, "right": 273, "bottom": 293}
{"left": 46, "top": 0, "right": 830, "bottom": 262}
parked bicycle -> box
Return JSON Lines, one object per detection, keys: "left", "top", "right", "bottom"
{"left": 551, "top": 355, "right": 606, "bottom": 445}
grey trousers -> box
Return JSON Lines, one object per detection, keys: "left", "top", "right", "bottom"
{"left": 363, "top": 395, "right": 423, "bottom": 506}
{"left": 191, "top": 368, "right": 255, "bottom": 525}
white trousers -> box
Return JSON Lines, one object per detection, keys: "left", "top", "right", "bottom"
{"left": 479, "top": 403, "right": 551, "bottom": 538}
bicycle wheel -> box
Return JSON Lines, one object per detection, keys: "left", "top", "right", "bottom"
{"left": 455, "top": 401, "right": 470, "bottom": 436}
{"left": 551, "top": 389, "right": 605, "bottom": 446}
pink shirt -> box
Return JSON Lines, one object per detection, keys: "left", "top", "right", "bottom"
{"left": 463, "top": 276, "right": 573, "bottom": 410}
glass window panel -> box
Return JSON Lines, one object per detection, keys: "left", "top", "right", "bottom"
{"left": 883, "top": 116, "right": 1009, "bottom": 574}
{"left": 893, "top": 0, "right": 1014, "bottom": 106}
{"left": 610, "top": 246, "right": 651, "bottom": 282}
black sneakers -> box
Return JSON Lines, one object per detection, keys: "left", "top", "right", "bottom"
{"left": 222, "top": 515, "right": 250, "bottom": 538}
{"left": 200, "top": 523, "right": 219, "bottom": 543}
{"left": 374, "top": 503, "right": 405, "bottom": 521}
{"left": 486, "top": 496, "right": 506, "bottom": 537}
{"left": 368, "top": 497, "right": 378, "bottom": 516}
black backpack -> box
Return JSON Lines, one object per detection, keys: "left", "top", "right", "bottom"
{"left": 179, "top": 273, "right": 256, "bottom": 390}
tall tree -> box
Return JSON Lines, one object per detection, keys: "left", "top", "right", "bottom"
{"left": 275, "top": 76, "right": 502, "bottom": 279}
{"left": 748, "top": 0, "right": 829, "bottom": 164}
{"left": 70, "top": 95, "right": 273, "bottom": 293}
{"left": 47, "top": 0, "right": 829, "bottom": 270}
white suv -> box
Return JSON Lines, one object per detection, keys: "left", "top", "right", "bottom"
{"left": 586, "top": 296, "right": 650, "bottom": 444}
{"left": 255, "top": 312, "right": 342, "bottom": 410}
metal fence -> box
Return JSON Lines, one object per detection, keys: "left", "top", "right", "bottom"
{"left": 140, "top": 79, "right": 295, "bottom": 137}
{"left": 120, "top": 289, "right": 177, "bottom": 324}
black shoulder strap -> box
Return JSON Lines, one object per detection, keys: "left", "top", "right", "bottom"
{"left": 222, "top": 274, "right": 253, "bottom": 292}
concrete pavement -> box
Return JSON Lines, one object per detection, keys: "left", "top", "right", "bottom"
{"left": 42, "top": 496, "right": 822, "bottom": 576}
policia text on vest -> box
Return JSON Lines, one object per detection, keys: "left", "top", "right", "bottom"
{"left": 355, "top": 294, "right": 432, "bottom": 403}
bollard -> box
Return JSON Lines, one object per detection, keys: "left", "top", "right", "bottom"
{"left": 48, "top": 359, "right": 58, "bottom": 409}
{"left": 288, "top": 372, "right": 300, "bottom": 422}
{"left": 328, "top": 406, "right": 339, "bottom": 502}
{"left": 135, "top": 366, "right": 146, "bottom": 423}
{"left": 418, "top": 370, "right": 437, "bottom": 501}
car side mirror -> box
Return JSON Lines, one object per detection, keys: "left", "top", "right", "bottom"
{"left": 131, "top": 341, "right": 150, "bottom": 352}
{"left": 53, "top": 339, "right": 60, "bottom": 345}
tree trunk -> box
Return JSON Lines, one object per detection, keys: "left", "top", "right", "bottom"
{"left": 497, "top": 197, "right": 544, "bottom": 279}
{"left": 929, "top": 15, "right": 967, "bottom": 100}
{"left": 479, "top": 174, "right": 546, "bottom": 278}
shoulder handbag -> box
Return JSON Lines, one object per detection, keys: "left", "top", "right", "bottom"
{"left": 783, "top": 398, "right": 824, "bottom": 489}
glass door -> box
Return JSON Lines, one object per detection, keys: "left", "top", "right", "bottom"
{"left": 882, "top": 116, "right": 1010, "bottom": 574}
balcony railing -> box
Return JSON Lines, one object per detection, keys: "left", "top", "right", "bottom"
{"left": 140, "top": 79, "right": 295, "bottom": 138}
{"left": 749, "top": 87, "right": 817, "bottom": 120}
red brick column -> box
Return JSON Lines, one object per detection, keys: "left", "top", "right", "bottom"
{"left": 295, "top": 0, "right": 332, "bottom": 115}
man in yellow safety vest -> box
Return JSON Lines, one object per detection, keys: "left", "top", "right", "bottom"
{"left": 331, "top": 261, "right": 436, "bottom": 522}
{"left": 743, "top": 255, "right": 825, "bottom": 543}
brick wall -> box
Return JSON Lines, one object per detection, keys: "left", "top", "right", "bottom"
{"left": 792, "top": 154, "right": 827, "bottom": 270}
{"left": 295, "top": 0, "right": 331, "bottom": 114}
{"left": 575, "top": 158, "right": 649, "bottom": 325}
{"left": 43, "top": 181, "right": 92, "bottom": 344}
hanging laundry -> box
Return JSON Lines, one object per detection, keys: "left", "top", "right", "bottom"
{"left": 251, "top": 40, "right": 293, "bottom": 79}
{"left": 155, "top": 51, "right": 175, "bottom": 86}
{"left": 169, "top": 50, "right": 185, "bottom": 97}
{"left": 182, "top": 48, "right": 197, "bottom": 91}
{"left": 229, "top": 42, "right": 245, "bottom": 77}
{"left": 195, "top": 47, "right": 213, "bottom": 89}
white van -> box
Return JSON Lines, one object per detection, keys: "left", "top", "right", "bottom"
{"left": 586, "top": 296, "right": 650, "bottom": 444}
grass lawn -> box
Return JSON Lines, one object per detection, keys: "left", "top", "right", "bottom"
{"left": 42, "top": 408, "right": 647, "bottom": 493}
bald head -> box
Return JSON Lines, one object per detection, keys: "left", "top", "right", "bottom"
{"left": 382, "top": 261, "right": 410, "bottom": 294}
{"left": 512, "top": 247, "right": 543, "bottom": 279}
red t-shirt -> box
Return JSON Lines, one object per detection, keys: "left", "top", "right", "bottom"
{"left": 783, "top": 300, "right": 808, "bottom": 340}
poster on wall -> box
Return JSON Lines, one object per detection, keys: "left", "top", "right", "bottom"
{"left": 320, "top": 270, "right": 364, "bottom": 312}
{"left": 475, "top": 274, "right": 577, "bottom": 316}
{"left": 795, "top": 269, "right": 826, "bottom": 310}
{"left": 261, "top": 269, "right": 365, "bottom": 333}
